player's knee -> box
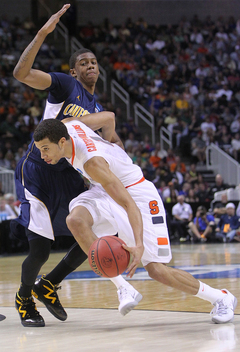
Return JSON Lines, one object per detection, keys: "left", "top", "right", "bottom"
{"left": 66, "top": 212, "right": 87, "bottom": 234}
{"left": 145, "top": 262, "right": 166, "bottom": 282}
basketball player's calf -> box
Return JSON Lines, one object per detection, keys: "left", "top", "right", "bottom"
{"left": 146, "top": 262, "right": 237, "bottom": 324}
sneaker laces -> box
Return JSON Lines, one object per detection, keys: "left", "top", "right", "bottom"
{"left": 42, "top": 275, "right": 62, "bottom": 293}
{"left": 210, "top": 299, "right": 230, "bottom": 317}
{"left": 118, "top": 285, "right": 134, "bottom": 300}
{"left": 20, "top": 297, "right": 41, "bottom": 318}
{"left": 53, "top": 283, "right": 61, "bottom": 293}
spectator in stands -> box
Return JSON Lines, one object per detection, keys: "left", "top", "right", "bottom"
{"left": 188, "top": 114, "right": 201, "bottom": 138}
{"left": 231, "top": 132, "right": 240, "bottom": 162}
{"left": 212, "top": 193, "right": 229, "bottom": 217}
{"left": 196, "top": 182, "right": 209, "bottom": 203}
{"left": 215, "top": 84, "right": 233, "bottom": 102}
{"left": 230, "top": 116, "right": 240, "bottom": 135}
{"left": 200, "top": 115, "right": 217, "bottom": 143}
{"left": 149, "top": 148, "right": 161, "bottom": 169}
{"left": 171, "top": 164, "right": 184, "bottom": 187}
{"left": 166, "top": 148, "right": 176, "bottom": 166}
{"left": 170, "top": 155, "right": 186, "bottom": 174}
{"left": 4, "top": 193, "right": 19, "bottom": 218}
{"left": 188, "top": 205, "right": 215, "bottom": 242}
{"left": 165, "top": 182, "right": 178, "bottom": 203}
{"left": 207, "top": 174, "right": 229, "bottom": 201}
{"left": 150, "top": 142, "right": 167, "bottom": 162}
{"left": 191, "top": 132, "right": 206, "bottom": 164}
{"left": 124, "top": 131, "right": 139, "bottom": 150}
{"left": 179, "top": 181, "right": 192, "bottom": 198}
{"left": 171, "top": 195, "right": 193, "bottom": 241}
{"left": 188, "top": 163, "right": 199, "bottom": 185}
{"left": 185, "top": 188, "right": 199, "bottom": 203}
{"left": 0, "top": 196, "right": 17, "bottom": 221}
{"left": 215, "top": 203, "right": 240, "bottom": 242}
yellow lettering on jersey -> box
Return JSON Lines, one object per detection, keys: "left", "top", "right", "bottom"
{"left": 63, "top": 104, "right": 73, "bottom": 115}
{"left": 77, "top": 107, "right": 85, "bottom": 117}
{"left": 63, "top": 104, "right": 90, "bottom": 117}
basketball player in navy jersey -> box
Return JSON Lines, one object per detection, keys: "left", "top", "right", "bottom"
{"left": 12, "top": 4, "right": 141, "bottom": 327}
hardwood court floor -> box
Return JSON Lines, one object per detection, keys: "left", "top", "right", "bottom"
{"left": 0, "top": 243, "right": 240, "bottom": 351}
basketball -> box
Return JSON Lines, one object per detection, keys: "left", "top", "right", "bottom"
{"left": 88, "top": 236, "right": 130, "bottom": 278}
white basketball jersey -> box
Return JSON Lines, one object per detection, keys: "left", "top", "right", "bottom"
{"left": 65, "top": 120, "right": 143, "bottom": 187}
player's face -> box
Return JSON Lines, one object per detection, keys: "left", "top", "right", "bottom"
{"left": 35, "top": 138, "right": 64, "bottom": 165}
{"left": 70, "top": 52, "right": 100, "bottom": 87}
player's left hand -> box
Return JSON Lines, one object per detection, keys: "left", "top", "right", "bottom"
{"left": 122, "top": 244, "right": 144, "bottom": 278}
{"left": 40, "top": 4, "right": 71, "bottom": 36}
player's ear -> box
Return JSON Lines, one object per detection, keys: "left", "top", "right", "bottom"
{"left": 70, "top": 68, "right": 77, "bottom": 78}
{"left": 59, "top": 137, "right": 66, "bottom": 148}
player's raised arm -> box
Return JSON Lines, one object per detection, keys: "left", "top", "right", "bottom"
{"left": 84, "top": 156, "right": 144, "bottom": 277}
{"left": 13, "top": 4, "right": 70, "bottom": 90}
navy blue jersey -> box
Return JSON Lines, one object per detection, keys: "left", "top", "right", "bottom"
{"left": 26, "top": 72, "right": 103, "bottom": 169}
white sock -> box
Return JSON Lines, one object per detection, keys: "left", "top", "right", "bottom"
{"left": 110, "top": 275, "right": 129, "bottom": 289}
{"left": 195, "top": 281, "right": 226, "bottom": 304}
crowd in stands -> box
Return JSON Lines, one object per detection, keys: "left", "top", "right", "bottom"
{"left": 77, "top": 14, "right": 240, "bottom": 164}
{"left": 1, "top": 12, "right": 240, "bottom": 244}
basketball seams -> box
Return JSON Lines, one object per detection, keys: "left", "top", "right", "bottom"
{"left": 102, "top": 238, "right": 119, "bottom": 277}
{"left": 96, "top": 238, "right": 111, "bottom": 277}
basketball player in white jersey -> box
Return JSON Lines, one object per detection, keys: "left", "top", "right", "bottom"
{"left": 33, "top": 114, "right": 237, "bottom": 324}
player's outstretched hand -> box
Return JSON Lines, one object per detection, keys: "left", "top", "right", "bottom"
{"left": 40, "top": 4, "right": 70, "bottom": 36}
{"left": 122, "top": 243, "right": 144, "bottom": 278}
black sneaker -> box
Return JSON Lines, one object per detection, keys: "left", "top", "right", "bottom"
{"left": 0, "top": 314, "right": 6, "bottom": 321}
{"left": 15, "top": 292, "right": 45, "bottom": 327}
{"left": 32, "top": 276, "right": 67, "bottom": 321}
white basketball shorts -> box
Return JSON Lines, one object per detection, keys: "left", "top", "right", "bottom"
{"left": 69, "top": 180, "right": 172, "bottom": 266}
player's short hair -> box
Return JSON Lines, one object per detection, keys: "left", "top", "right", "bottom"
{"left": 69, "top": 48, "right": 96, "bottom": 69}
{"left": 34, "top": 119, "right": 70, "bottom": 144}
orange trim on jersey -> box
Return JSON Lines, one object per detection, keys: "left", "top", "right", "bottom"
{"left": 70, "top": 137, "right": 75, "bottom": 165}
{"left": 157, "top": 237, "right": 169, "bottom": 245}
{"left": 125, "top": 177, "right": 145, "bottom": 189}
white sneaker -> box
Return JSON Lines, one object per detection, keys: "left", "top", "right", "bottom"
{"left": 117, "top": 285, "right": 142, "bottom": 316}
{"left": 210, "top": 289, "right": 238, "bottom": 324}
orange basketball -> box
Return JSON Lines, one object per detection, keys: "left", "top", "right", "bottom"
{"left": 88, "top": 236, "right": 130, "bottom": 278}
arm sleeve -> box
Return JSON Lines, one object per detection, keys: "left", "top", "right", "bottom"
{"left": 47, "top": 72, "right": 76, "bottom": 103}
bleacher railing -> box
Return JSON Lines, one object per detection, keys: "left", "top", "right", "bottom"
{"left": 0, "top": 168, "right": 16, "bottom": 199}
{"left": 134, "top": 103, "right": 155, "bottom": 145}
{"left": 111, "top": 80, "right": 130, "bottom": 120}
{"left": 160, "top": 126, "right": 172, "bottom": 151}
{"left": 206, "top": 144, "right": 240, "bottom": 186}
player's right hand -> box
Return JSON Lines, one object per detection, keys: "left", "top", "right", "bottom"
{"left": 39, "top": 4, "right": 70, "bottom": 35}
{"left": 122, "top": 243, "right": 144, "bottom": 278}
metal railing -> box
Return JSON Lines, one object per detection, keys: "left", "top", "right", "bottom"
{"left": 38, "top": 0, "right": 69, "bottom": 52}
{"left": 160, "top": 126, "right": 172, "bottom": 151}
{"left": 134, "top": 103, "right": 155, "bottom": 145}
{"left": 111, "top": 80, "right": 130, "bottom": 120}
{"left": 206, "top": 144, "right": 240, "bottom": 186}
{"left": 70, "top": 37, "right": 107, "bottom": 93}
{"left": 0, "top": 168, "right": 16, "bottom": 199}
